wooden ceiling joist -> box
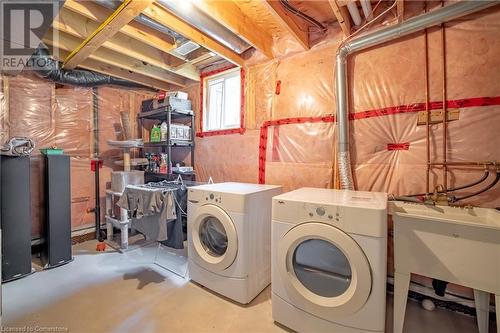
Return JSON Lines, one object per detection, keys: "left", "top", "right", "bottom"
{"left": 63, "top": 0, "right": 155, "bottom": 69}
{"left": 328, "top": 0, "right": 351, "bottom": 36}
{"left": 184, "top": 47, "right": 211, "bottom": 62}
{"left": 52, "top": 8, "right": 199, "bottom": 81}
{"left": 142, "top": 3, "right": 245, "bottom": 67}
{"left": 263, "top": 0, "right": 309, "bottom": 51}
{"left": 52, "top": 47, "right": 172, "bottom": 91}
{"left": 44, "top": 29, "right": 187, "bottom": 87}
{"left": 194, "top": 0, "right": 274, "bottom": 59}
{"left": 63, "top": 0, "right": 176, "bottom": 55}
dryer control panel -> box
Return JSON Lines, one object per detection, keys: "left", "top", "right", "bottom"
{"left": 304, "top": 203, "right": 344, "bottom": 226}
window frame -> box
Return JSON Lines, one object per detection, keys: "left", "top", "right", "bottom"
{"left": 197, "top": 66, "right": 246, "bottom": 137}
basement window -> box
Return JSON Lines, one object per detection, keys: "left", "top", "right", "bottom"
{"left": 200, "top": 67, "right": 244, "bottom": 135}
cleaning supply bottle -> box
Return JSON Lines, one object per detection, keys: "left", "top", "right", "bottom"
{"left": 159, "top": 154, "right": 168, "bottom": 174}
{"left": 160, "top": 121, "right": 168, "bottom": 142}
{"left": 150, "top": 124, "right": 161, "bottom": 143}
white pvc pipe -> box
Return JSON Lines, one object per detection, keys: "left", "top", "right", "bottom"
{"left": 347, "top": 0, "right": 362, "bottom": 26}
{"left": 360, "top": 0, "right": 373, "bottom": 20}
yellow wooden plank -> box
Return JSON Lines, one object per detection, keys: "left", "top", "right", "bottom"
{"left": 142, "top": 3, "right": 245, "bottom": 67}
{"left": 63, "top": 0, "right": 176, "bottom": 55}
{"left": 263, "top": 0, "right": 309, "bottom": 50}
{"left": 45, "top": 29, "right": 186, "bottom": 87}
{"left": 63, "top": 0, "right": 155, "bottom": 69}
{"left": 417, "top": 109, "right": 459, "bottom": 125}
{"left": 195, "top": 0, "right": 274, "bottom": 59}
{"left": 328, "top": 0, "right": 351, "bottom": 36}
{"left": 52, "top": 8, "right": 188, "bottom": 72}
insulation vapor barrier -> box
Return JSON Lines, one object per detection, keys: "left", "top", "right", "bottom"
{"left": 0, "top": 1, "right": 498, "bottom": 297}
{"left": 0, "top": 73, "right": 155, "bottom": 238}
{"left": 187, "top": 4, "right": 500, "bottom": 300}
{"left": 192, "top": 4, "right": 500, "bottom": 209}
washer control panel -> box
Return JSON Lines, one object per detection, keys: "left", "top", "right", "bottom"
{"left": 315, "top": 207, "right": 326, "bottom": 216}
{"left": 189, "top": 189, "right": 246, "bottom": 213}
{"left": 205, "top": 192, "right": 222, "bottom": 204}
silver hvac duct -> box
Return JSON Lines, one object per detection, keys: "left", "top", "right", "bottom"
{"left": 156, "top": 0, "right": 252, "bottom": 54}
{"left": 335, "top": 0, "right": 498, "bottom": 190}
{"left": 95, "top": 0, "right": 252, "bottom": 54}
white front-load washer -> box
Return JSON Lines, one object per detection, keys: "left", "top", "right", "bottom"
{"left": 272, "top": 188, "right": 387, "bottom": 332}
{"left": 188, "top": 182, "right": 282, "bottom": 304}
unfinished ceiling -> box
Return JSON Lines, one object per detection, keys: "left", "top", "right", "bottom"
{"left": 43, "top": 0, "right": 405, "bottom": 91}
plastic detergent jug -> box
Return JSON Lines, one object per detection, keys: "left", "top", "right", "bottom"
{"left": 160, "top": 121, "right": 168, "bottom": 142}
{"left": 150, "top": 124, "right": 161, "bottom": 142}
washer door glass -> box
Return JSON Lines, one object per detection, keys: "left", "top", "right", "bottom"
{"left": 199, "top": 216, "right": 228, "bottom": 257}
{"left": 293, "top": 239, "right": 352, "bottom": 297}
{"left": 191, "top": 204, "right": 238, "bottom": 272}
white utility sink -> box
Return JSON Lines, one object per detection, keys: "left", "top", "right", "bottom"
{"left": 390, "top": 201, "right": 500, "bottom": 333}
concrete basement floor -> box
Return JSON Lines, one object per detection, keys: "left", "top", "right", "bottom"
{"left": 3, "top": 241, "right": 495, "bottom": 333}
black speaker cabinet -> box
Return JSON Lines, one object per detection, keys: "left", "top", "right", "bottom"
{"left": 42, "top": 155, "right": 72, "bottom": 268}
{"left": 0, "top": 156, "right": 33, "bottom": 282}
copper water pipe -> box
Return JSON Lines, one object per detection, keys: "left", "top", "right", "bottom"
{"left": 441, "top": 2, "right": 448, "bottom": 193}
{"left": 430, "top": 161, "right": 497, "bottom": 167}
{"left": 424, "top": 2, "right": 431, "bottom": 196}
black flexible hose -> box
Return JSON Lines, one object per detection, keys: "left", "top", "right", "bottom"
{"left": 279, "top": 0, "right": 328, "bottom": 33}
{"left": 448, "top": 170, "right": 491, "bottom": 192}
{"left": 454, "top": 171, "right": 500, "bottom": 201}
{"left": 407, "top": 170, "right": 490, "bottom": 197}
{"left": 29, "top": 48, "right": 147, "bottom": 89}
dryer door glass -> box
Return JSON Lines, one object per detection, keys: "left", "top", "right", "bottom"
{"left": 199, "top": 216, "right": 228, "bottom": 257}
{"left": 292, "top": 239, "right": 352, "bottom": 297}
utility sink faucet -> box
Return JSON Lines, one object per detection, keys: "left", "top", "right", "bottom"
{"left": 425, "top": 184, "right": 451, "bottom": 206}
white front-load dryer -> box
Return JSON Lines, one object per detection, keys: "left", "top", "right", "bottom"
{"left": 272, "top": 188, "right": 387, "bottom": 332}
{"left": 188, "top": 182, "right": 282, "bottom": 304}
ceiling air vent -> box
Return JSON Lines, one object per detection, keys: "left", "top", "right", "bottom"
{"left": 173, "top": 41, "right": 200, "bottom": 56}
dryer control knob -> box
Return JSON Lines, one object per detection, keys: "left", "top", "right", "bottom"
{"left": 316, "top": 207, "right": 326, "bottom": 216}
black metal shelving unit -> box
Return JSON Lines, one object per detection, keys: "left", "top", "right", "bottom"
{"left": 137, "top": 106, "right": 195, "bottom": 181}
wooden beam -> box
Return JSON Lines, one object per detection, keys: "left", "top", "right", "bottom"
{"left": 194, "top": 0, "right": 274, "bottom": 59}
{"left": 52, "top": 8, "right": 190, "bottom": 75}
{"left": 142, "top": 3, "right": 245, "bottom": 67}
{"left": 50, "top": 48, "right": 172, "bottom": 91}
{"left": 397, "top": 0, "right": 404, "bottom": 23}
{"left": 336, "top": 0, "right": 350, "bottom": 6}
{"left": 188, "top": 52, "right": 214, "bottom": 66}
{"left": 45, "top": 29, "right": 187, "bottom": 87}
{"left": 172, "top": 63, "right": 201, "bottom": 82}
{"left": 328, "top": 0, "right": 351, "bottom": 36}
{"left": 63, "top": 0, "right": 155, "bottom": 69}
{"left": 184, "top": 47, "right": 210, "bottom": 62}
{"left": 63, "top": 0, "right": 176, "bottom": 55}
{"left": 263, "top": 0, "right": 309, "bottom": 51}
{"left": 193, "top": 56, "right": 223, "bottom": 69}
